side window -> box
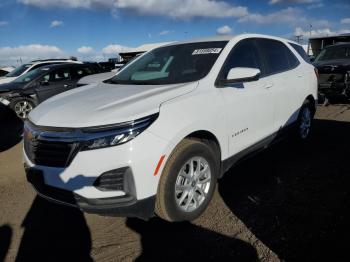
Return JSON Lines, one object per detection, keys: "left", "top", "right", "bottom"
{"left": 52, "top": 69, "right": 71, "bottom": 82}
{"left": 41, "top": 74, "right": 51, "bottom": 82}
{"left": 289, "top": 43, "right": 310, "bottom": 63}
{"left": 28, "top": 63, "right": 51, "bottom": 72}
{"left": 257, "top": 39, "right": 299, "bottom": 75}
{"left": 220, "top": 39, "right": 263, "bottom": 79}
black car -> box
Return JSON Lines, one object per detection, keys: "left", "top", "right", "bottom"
{"left": 313, "top": 43, "right": 350, "bottom": 101}
{"left": 0, "top": 63, "right": 102, "bottom": 119}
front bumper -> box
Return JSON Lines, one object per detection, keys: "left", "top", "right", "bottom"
{"left": 25, "top": 167, "right": 156, "bottom": 219}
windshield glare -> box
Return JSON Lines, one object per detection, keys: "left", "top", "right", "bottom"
{"left": 315, "top": 45, "right": 350, "bottom": 62}
{"left": 5, "top": 64, "right": 32, "bottom": 77}
{"left": 109, "top": 41, "right": 228, "bottom": 85}
{"left": 13, "top": 67, "right": 49, "bottom": 83}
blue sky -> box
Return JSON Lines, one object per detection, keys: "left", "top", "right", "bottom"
{"left": 0, "top": 0, "right": 349, "bottom": 65}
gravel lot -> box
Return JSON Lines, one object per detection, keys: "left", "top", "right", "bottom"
{"left": 0, "top": 104, "right": 349, "bottom": 262}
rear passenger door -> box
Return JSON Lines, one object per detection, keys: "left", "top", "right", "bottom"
{"left": 218, "top": 38, "right": 274, "bottom": 156}
{"left": 256, "top": 39, "right": 303, "bottom": 130}
{"left": 36, "top": 67, "right": 73, "bottom": 102}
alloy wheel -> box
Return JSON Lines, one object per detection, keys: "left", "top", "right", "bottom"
{"left": 175, "top": 156, "right": 212, "bottom": 212}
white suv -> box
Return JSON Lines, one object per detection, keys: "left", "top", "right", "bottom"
{"left": 24, "top": 34, "right": 317, "bottom": 221}
{"left": 0, "top": 59, "right": 81, "bottom": 84}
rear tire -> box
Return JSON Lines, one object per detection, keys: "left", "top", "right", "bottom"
{"left": 155, "top": 138, "right": 219, "bottom": 222}
{"left": 10, "top": 98, "right": 35, "bottom": 120}
{"left": 296, "top": 100, "right": 314, "bottom": 140}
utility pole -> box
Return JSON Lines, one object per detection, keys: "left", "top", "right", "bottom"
{"left": 309, "top": 24, "right": 313, "bottom": 37}
{"left": 295, "top": 35, "right": 303, "bottom": 44}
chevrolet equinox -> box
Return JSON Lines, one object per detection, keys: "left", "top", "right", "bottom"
{"left": 24, "top": 34, "right": 318, "bottom": 221}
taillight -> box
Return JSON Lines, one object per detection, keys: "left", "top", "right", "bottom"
{"left": 314, "top": 67, "right": 319, "bottom": 78}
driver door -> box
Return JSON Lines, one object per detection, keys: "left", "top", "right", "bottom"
{"left": 218, "top": 38, "right": 275, "bottom": 156}
{"left": 36, "top": 67, "right": 73, "bottom": 103}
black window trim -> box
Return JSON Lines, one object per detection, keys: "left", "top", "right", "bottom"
{"left": 215, "top": 37, "right": 302, "bottom": 88}
{"left": 215, "top": 38, "right": 266, "bottom": 88}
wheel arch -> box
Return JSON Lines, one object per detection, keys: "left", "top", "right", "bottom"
{"left": 185, "top": 130, "right": 222, "bottom": 162}
{"left": 305, "top": 94, "right": 316, "bottom": 115}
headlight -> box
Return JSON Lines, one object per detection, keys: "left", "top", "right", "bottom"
{"left": 80, "top": 113, "right": 159, "bottom": 151}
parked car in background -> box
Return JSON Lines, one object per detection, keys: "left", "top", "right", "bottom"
{"left": 0, "top": 63, "right": 102, "bottom": 119}
{"left": 77, "top": 55, "right": 142, "bottom": 86}
{"left": 313, "top": 43, "right": 350, "bottom": 101}
{"left": 77, "top": 71, "right": 116, "bottom": 87}
{"left": 0, "top": 66, "right": 15, "bottom": 77}
{"left": 98, "top": 62, "right": 117, "bottom": 72}
{"left": 24, "top": 34, "right": 317, "bottom": 222}
{"left": 0, "top": 59, "right": 81, "bottom": 85}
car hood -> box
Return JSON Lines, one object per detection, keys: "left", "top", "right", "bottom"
{"left": 0, "top": 82, "right": 24, "bottom": 93}
{"left": 29, "top": 81, "right": 198, "bottom": 128}
{"left": 77, "top": 72, "right": 116, "bottom": 85}
{"left": 0, "top": 77, "right": 16, "bottom": 84}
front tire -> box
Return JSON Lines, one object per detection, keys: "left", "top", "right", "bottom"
{"left": 10, "top": 98, "right": 35, "bottom": 120}
{"left": 155, "top": 138, "right": 219, "bottom": 222}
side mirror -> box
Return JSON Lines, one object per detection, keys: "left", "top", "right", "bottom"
{"left": 224, "top": 67, "right": 261, "bottom": 84}
{"left": 219, "top": 67, "right": 261, "bottom": 87}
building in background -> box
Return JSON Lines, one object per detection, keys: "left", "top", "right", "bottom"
{"left": 308, "top": 33, "right": 350, "bottom": 58}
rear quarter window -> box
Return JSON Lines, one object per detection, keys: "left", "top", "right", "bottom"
{"left": 289, "top": 43, "right": 310, "bottom": 63}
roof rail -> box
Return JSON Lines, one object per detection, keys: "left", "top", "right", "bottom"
{"left": 31, "top": 58, "right": 78, "bottom": 63}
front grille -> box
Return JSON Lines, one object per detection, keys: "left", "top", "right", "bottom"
{"left": 24, "top": 122, "right": 79, "bottom": 168}
{"left": 25, "top": 138, "right": 78, "bottom": 167}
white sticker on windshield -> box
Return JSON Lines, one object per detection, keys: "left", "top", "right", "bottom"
{"left": 192, "top": 48, "right": 222, "bottom": 55}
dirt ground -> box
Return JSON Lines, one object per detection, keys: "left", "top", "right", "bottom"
{"left": 0, "top": 104, "right": 350, "bottom": 262}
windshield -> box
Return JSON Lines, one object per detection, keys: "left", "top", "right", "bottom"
{"left": 5, "top": 64, "right": 32, "bottom": 77}
{"left": 12, "top": 67, "right": 49, "bottom": 83}
{"left": 109, "top": 41, "right": 227, "bottom": 85}
{"left": 315, "top": 45, "right": 350, "bottom": 62}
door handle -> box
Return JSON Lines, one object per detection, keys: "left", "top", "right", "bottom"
{"left": 64, "top": 84, "right": 71, "bottom": 88}
{"left": 264, "top": 83, "right": 273, "bottom": 89}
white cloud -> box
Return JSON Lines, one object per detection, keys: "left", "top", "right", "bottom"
{"left": 293, "top": 27, "right": 350, "bottom": 39}
{"left": 269, "top": 0, "right": 316, "bottom": 4}
{"left": 0, "top": 21, "right": 8, "bottom": 27}
{"left": 239, "top": 7, "right": 301, "bottom": 24}
{"left": 76, "top": 44, "right": 133, "bottom": 61}
{"left": 77, "top": 46, "right": 94, "bottom": 54}
{"left": 0, "top": 44, "right": 64, "bottom": 65}
{"left": 341, "top": 18, "right": 350, "bottom": 24}
{"left": 239, "top": 7, "right": 329, "bottom": 28}
{"left": 114, "top": 0, "right": 248, "bottom": 19}
{"left": 19, "top": 0, "right": 115, "bottom": 9}
{"left": 159, "top": 30, "right": 171, "bottom": 36}
{"left": 102, "top": 44, "right": 132, "bottom": 55}
{"left": 306, "top": 3, "right": 324, "bottom": 9}
{"left": 20, "top": 0, "right": 249, "bottom": 19}
{"left": 50, "top": 20, "right": 63, "bottom": 28}
{"left": 216, "top": 25, "right": 232, "bottom": 35}
{"left": 0, "top": 42, "right": 136, "bottom": 66}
